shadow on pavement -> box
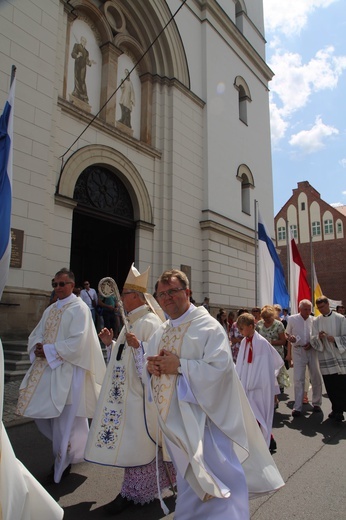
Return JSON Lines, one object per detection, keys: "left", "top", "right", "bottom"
{"left": 273, "top": 397, "right": 346, "bottom": 445}
{"left": 62, "top": 495, "right": 176, "bottom": 519}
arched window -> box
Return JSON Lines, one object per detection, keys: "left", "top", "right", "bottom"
{"left": 234, "top": 76, "right": 251, "bottom": 125}
{"left": 290, "top": 224, "right": 298, "bottom": 239}
{"left": 236, "top": 164, "right": 254, "bottom": 214}
{"left": 324, "top": 219, "right": 333, "bottom": 235}
{"left": 312, "top": 221, "right": 321, "bottom": 236}
{"left": 278, "top": 226, "right": 286, "bottom": 241}
{"left": 337, "top": 221, "right": 343, "bottom": 235}
{"left": 235, "top": 1, "right": 247, "bottom": 33}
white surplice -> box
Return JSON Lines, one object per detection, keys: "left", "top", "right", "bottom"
{"left": 16, "top": 294, "right": 106, "bottom": 482}
{"left": 236, "top": 331, "right": 284, "bottom": 446}
{"left": 146, "top": 306, "right": 284, "bottom": 519}
{"left": 311, "top": 312, "right": 346, "bottom": 375}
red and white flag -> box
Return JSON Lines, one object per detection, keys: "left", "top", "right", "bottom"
{"left": 289, "top": 232, "right": 311, "bottom": 314}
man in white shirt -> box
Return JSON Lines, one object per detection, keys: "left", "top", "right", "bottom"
{"left": 286, "top": 299, "right": 323, "bottom": 418}
{"left": 80, "top": 280, "right": 98, "bottom": 324}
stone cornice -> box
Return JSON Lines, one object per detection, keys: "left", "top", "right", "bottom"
{"left": 54, "top": 193, "right": 78, "bottom": 209}
{"left": 57, "top": 97, "right": 162, "bottom": 160}
{"left": 136, "top": 220, "right": 155, "bottom": 231}
{"left": 140, "top": 73, "right": 205, "bottom": 108}
{"left": 200, "top": 209, "right": 255, "bottom": 245}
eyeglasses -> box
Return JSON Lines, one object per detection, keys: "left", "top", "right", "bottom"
{"left": 52, "top": 281, "right": 73, "bottom": 288}
{"left": 156, "top": 287, "right": 185, "bottom": 300}
{"left": 121, "top": 291, "right": 135, "bottom": 296}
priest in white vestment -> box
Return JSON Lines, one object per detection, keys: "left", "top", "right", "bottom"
{"left": 16, "top": 268, "right": 106, "bottom": 483}
{"left": 85, "top": 264, "right": 175, "bottom": 516}
{"left": 0, "top": 340, "right": 64, "bottom": 519}
{"left": 146, "top": 269, "right": 284, "bottom": 520}
{"left": 310, "top": 296, "right": 346, "bottom": 421}
{"left": 235, "top": 313, "right": 284, "bottom": 447}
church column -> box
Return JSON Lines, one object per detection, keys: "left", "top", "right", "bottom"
{"left": 140, "top": 73, "right": 153, "bottom": 145}
{"left": 62, "top": 3, "right": 76, "bottom": 100}
{"left": 99, "top": 42, "right": 121, "bottom": 125}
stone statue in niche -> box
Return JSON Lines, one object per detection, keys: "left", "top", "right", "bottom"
{"left": 71, "top": 36, "right": 96, "bottom": 105}
{"left": 117, "top": 69, "right": 135, "bottom": 128}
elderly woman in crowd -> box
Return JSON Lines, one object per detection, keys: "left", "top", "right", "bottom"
{"left": 256, "top": 305, "right": 290, "bottom": 403}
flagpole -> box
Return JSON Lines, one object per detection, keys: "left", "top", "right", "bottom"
{"left": 10, "top": 65, "right": 16, "bottom": 87}
{"left": 286, "top": 219, "right": 290, "bottom": 311}
{"left": 310, "top": 235, "right": 314, "bottom": 304}
{"left": 254, "top": 199, "right": 258, "bottom": 305}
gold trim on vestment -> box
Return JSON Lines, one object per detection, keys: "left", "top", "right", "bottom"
{"left": 16, "top": 304, "right": 65, "bottom": 416}
{"left": 151, "top": 322, "right": 191, "bottom": 423}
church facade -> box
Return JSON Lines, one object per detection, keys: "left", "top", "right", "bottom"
{"left": 0, "top": 0, "right": 274, "bottom": 337}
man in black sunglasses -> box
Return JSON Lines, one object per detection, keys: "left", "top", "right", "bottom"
{"left": 16, "top": 267, "right": 106, "bottom": 484}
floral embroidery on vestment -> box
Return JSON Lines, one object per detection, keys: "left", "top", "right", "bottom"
{"left": 94, "top": 364, "right": 126, "bottom": 449}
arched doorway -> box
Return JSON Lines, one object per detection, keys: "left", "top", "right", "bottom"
{"left": 70, "top": 165, "right": 135, "bottom": 290}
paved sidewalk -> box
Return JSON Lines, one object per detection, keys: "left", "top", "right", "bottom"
{"left": 3, "top": 379, "right": 32, "bottom": 428}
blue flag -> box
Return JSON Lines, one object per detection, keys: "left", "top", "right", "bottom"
{"left": 0, "top": 78, "right": 15, "bottom": 300}
{"left": 258, "top": 211, "right": 289, "bottom": 309}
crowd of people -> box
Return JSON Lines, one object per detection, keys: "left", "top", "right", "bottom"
{"left": 12, "top": 266, "right": 346, "bottom": 519}
{"left": 215, "top": 298, "right": 346, "bottom": 446}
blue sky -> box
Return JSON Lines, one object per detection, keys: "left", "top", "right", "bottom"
{"left": 263, "top": 0, "right": 346, "bottom": 214}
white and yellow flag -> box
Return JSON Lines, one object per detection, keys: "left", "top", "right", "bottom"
{"left": 312, "top": 262, "right": 323, "bottom": 316}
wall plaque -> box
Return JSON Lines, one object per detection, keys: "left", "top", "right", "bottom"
{"left": 10, "top": 228, "right": 24, "bottom": 268}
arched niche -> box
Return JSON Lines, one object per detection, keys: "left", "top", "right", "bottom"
{"left": 56, "top": 144, "right": 153, "bottom": 224}
{"left": 64, "top": 0, "right": 190, "bottom": 142}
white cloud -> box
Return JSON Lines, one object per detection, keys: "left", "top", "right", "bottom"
{"left": 339, "top": 159, "right": 346, "bottom": 168}
{"left": 331, "top": 202, "right": 343, "bottom": 207}
{"left": 269, "top": 101, "right": 288, "bottom": 144}
{"left": 289, "top": 116, "right": 338, "bottom": 153}
{"left": 263, "top": 0, "right": 338, "bottom": 37}
{"left": 268, "top": 47, "right": 346, "bottom": 142}
{"left": 270, "top": 47, "right": 346, "bottom": 117}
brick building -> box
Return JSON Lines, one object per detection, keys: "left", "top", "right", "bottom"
{"left": 274, "top": 181, "right": 346, "bottom": 304}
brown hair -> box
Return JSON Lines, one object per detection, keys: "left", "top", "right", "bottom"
{"left": 155, "top": 269, "right": 189, "bottom": 291}
{"left": 237, "top": 313, "right": 255, "bottom": 327}
{"left": 316, "top": 296, "right": 329, "bottom": 305}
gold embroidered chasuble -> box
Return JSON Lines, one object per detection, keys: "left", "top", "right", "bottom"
{"left": 16, "top": 297, "right": 105, "bottom": 419}
{"left": 146, "top": 306, "right": 285, "bottom": 501}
